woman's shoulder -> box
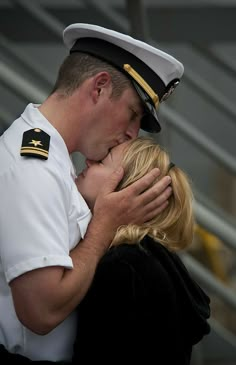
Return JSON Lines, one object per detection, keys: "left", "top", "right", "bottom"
{"left": 101, "top": 236, "right": 166, "bottom": 261}
{"left": 101, "top": 236, "right": 175, "bottom": 266}
{"left": 97, "top": 237, "right": 174, "bottom": 288}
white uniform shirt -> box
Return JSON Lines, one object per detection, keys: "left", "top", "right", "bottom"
{"left": 0, "top": 103, "right": 92, "bottom": 360}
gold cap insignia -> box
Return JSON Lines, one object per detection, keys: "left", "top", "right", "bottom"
{"left": 20, "top": 128, "right": 50, "bottom": 160}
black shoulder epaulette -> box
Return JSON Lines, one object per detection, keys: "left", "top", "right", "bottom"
{"left": 20, "top": 128, "right": 50, "bottom": 160}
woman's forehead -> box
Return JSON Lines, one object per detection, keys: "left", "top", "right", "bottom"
{"left": 112, "top": 141, "right": 130, "bottom": 157}
{"left": 102, "top": 141, "right": 130, "bottom": 165}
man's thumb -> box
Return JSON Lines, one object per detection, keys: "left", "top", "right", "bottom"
{"left": 103, "top": 166, "right": 124, "bottom": 194}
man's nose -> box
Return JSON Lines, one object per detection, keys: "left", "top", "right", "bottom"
{"left": 125, "top": 120, "right": 140, "bottom": 140}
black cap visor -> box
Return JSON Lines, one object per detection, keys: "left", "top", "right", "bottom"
{"left": 132, "top": 81, "right": 161, "bottom": 133}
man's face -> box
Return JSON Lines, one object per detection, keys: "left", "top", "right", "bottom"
{"left": 80, "top": 86, "right": 143, "bottom": 161}
{"left": 76, "top": 142, "right": 129, "bottom": 209}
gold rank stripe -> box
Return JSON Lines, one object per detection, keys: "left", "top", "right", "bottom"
{"left": 20, "top": 147, "right": 48, "bottom": 158}
{"left": 123, "top": 64, "right": 159, "bottom": 108}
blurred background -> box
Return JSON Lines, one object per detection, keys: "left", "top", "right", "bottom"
{"left": 0, "top": 1, "right": 236, "bottom": 364}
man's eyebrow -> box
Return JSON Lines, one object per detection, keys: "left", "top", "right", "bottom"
{"left": 130, "top": 106, "right": 142, "bottom": 119}
{"left": 134, "top": 101, "right": 145, "bottom": 117}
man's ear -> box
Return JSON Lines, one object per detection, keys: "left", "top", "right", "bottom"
{"left": 92, "top": 72, "right": 112, "bottom": 102}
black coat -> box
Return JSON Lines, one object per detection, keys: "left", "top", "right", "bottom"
{"left": 73, "top": 236, "right": 210, "bottom": 364}
{"left": 0, "top": 236, "right": 210, "bottom": 365}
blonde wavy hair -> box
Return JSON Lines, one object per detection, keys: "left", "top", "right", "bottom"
{"left": 111, "top": 136, "right": 194, "bottom": 251}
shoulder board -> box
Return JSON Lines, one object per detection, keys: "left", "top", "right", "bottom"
{"left": 20, "top": 128, "right": 50, "bottom": 160}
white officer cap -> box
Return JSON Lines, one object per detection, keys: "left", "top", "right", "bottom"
{"left": 63, "top": 23, "right": 184, "bottom": 133}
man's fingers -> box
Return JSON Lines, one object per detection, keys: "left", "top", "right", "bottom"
{"left": 142, "top": 201, "right": 169, "bottom": 223}
{"left": 134, "top": 188, "right": 171, "bottom": 224}
{"left": 132, "top": 178, "right": 172, "bottom": 224}
{"left": 94, "top": 168, "right": 172, "bottom": 230}
{"left": 145, "top": 184, "right": 172, "bottom": 208}
{"left": 101, "top": 166, "right": 124, "bottom": 194}
{"left": 127, "top": 168, "right": 161, "bottom": 195}
{"left": 139, "top": 175, "right": 172, "bottom": 206}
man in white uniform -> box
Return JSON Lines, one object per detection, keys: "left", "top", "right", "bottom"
{"left": 0, "top": 23, "right": 184, "bottom": 361}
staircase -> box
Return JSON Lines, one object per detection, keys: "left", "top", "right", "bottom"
{"left": 0, "top": 1, "right": 236, "bottom": 363}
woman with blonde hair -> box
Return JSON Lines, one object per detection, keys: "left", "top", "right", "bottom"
{"left": 112, "top": 136, "right": 194, "bottom": 251}
{"left": 0, "top": 136, "right": 210, "bottom": 364}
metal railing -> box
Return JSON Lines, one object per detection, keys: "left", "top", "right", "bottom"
{"left": 1, "top": 4, "right": 236, "bottom": 362}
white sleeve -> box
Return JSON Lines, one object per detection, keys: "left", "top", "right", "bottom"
{"left": 0, "top": 161, "right": 73, "bottom": 283}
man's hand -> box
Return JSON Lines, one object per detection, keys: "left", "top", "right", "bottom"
{"left": 92, "top": 166, "right": 172, "bottom": 240}
{"left": 10, "top": 167, "right": 171, "bottom": 335}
